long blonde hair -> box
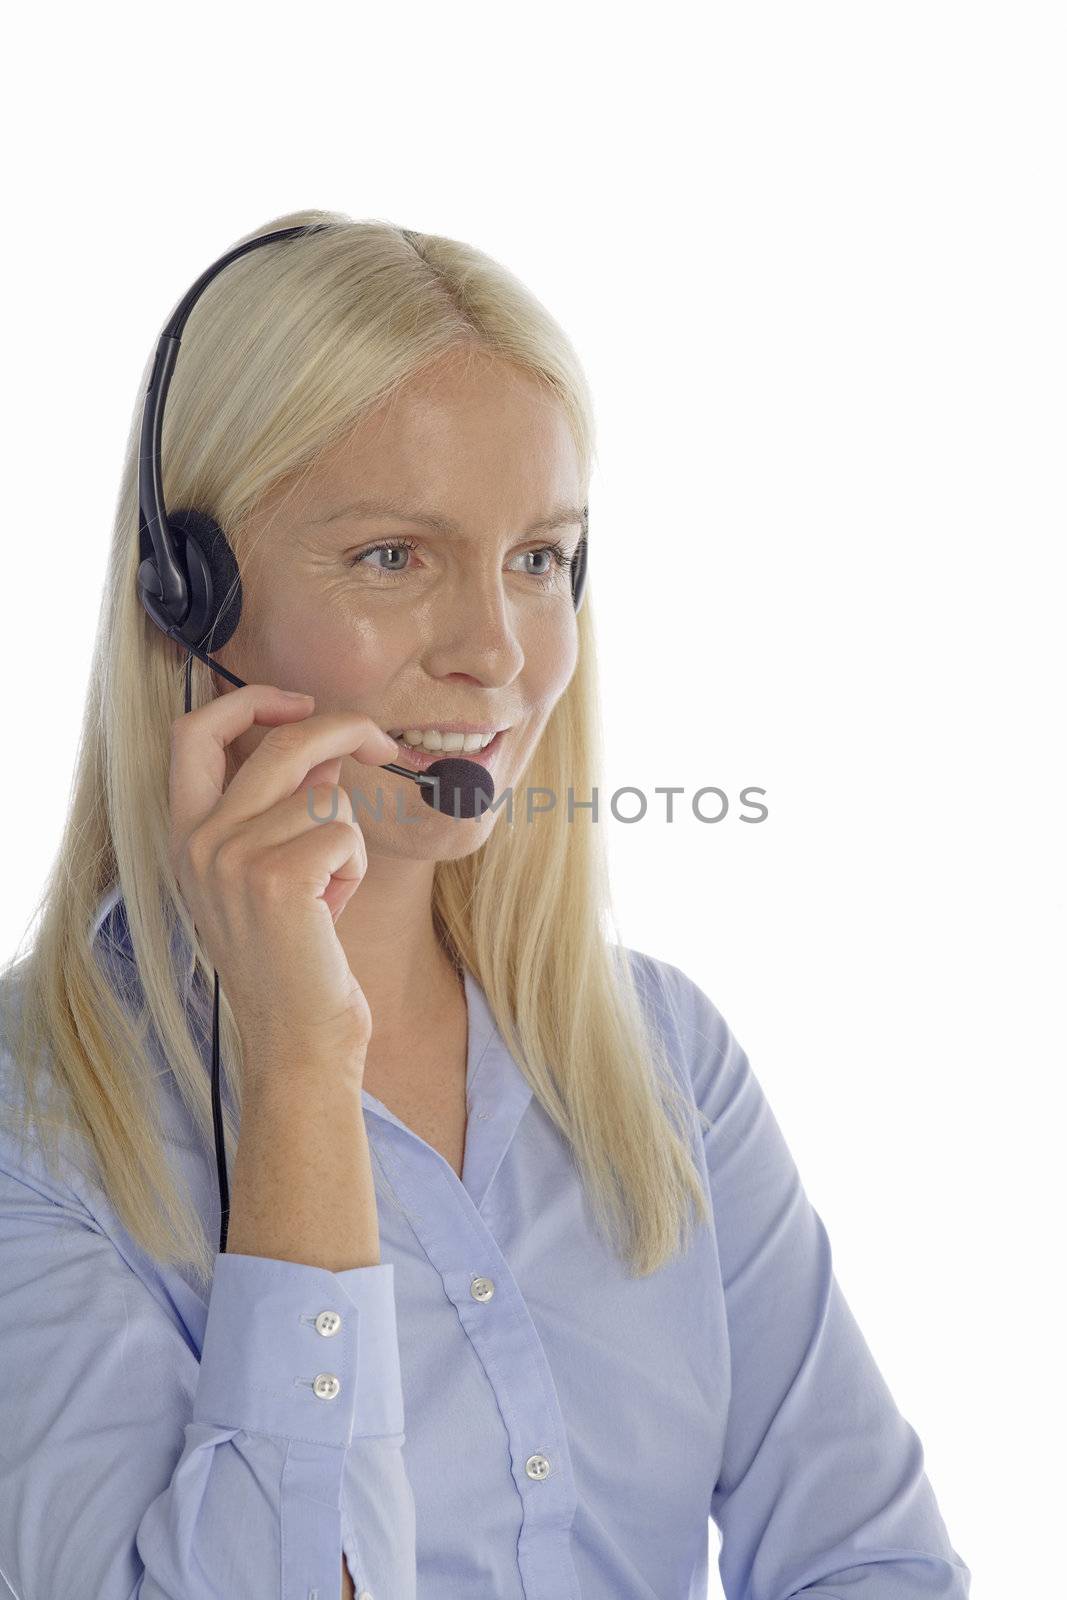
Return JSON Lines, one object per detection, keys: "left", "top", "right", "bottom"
{"left": 0, "top": 208, "right": 710, "bottom": 1292}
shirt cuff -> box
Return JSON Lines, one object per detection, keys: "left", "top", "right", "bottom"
{"left": 192, "top": 1252, "right": 404, "bottom": 1449}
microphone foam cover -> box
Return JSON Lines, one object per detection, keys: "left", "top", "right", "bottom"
{"left": 420, "top": 757, "right": 496, "bottom": 818}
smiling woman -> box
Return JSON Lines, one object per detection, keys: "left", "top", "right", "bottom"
{"left": 0, "top": 209, "right": 970, "bottom": 1600}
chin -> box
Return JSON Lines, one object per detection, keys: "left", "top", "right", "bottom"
{"left": 370, "top": 812, "right": 504, "bottom": 861}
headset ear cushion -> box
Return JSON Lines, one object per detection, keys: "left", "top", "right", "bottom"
{"left": 166, "top": 508, "right": 243, "bottom": 650}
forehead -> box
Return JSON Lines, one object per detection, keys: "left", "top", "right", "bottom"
{"left": 301, "top": 350, "right": 582, "bottom": 516}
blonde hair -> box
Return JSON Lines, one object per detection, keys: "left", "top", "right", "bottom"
{"left": 0, "top": 208, "right": 710, "bottom": 1292}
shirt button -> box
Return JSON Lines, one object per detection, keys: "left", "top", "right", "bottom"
{"left": 312, "top": 1373, "right": 341, "bottom": 1400}
{"left": 525, "top": 1453, "right": 551, "bottom": 1480}
{"left": 314, "top": 1310, "right": 342, "bottom": 1336}
{"left": 471, "top": 1276, "right": 495, "bottom": 1302}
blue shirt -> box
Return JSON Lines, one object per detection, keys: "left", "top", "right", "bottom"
{"left": 0, "top": 884, "right": 970, "bottom": 1599}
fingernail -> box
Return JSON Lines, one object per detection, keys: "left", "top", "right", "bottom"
{"left": 282, "top": 690, "right": 314, "bottom": 701}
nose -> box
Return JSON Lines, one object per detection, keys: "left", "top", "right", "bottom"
{"left": 419, "top": 572, "right": 527, "bottom": 687}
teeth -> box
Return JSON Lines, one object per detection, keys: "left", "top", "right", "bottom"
{"left": 386, "top": 728, "right": 497, "bottom": 753}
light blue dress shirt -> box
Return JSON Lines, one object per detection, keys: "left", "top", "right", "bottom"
{"left": 0, "top": 884, "right": 970, "bottom": 1599}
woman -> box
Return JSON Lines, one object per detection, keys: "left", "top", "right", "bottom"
{"left": 0, "top": 211, "right": 970, "bottom": 1599}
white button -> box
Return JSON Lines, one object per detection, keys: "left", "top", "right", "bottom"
{"left": 471, "top": 1276, "right": 495, "bottom": 1302}
{"left": 525, "top": 1453, "right": 551, "bottom": 1479}
{"left": 312, "top": 1373, "right": 341, "bottom": 1400}
{"left": 315, "top": 1310, "right": 342, "bottom": 1336}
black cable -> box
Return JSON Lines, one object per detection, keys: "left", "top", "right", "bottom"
{"left": 182, "top": 645, "right": 229, "bottom": 1254}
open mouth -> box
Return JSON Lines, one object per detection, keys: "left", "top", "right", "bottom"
{"left": 389, "top": 729, "right": 507, "bottom": 772}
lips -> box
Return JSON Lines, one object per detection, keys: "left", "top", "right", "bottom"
{"left": 390, "top": 728, "right": 506, "bottom": 772}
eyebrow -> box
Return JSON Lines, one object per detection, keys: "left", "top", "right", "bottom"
{"left": 310, "top": 495, "right": 587, "bottom": 537}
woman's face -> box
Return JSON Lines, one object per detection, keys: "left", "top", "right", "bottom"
{"left": 221, "top": 348, "right": 585, "bottom": 861}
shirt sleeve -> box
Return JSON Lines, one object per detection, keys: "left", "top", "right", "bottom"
{"left": 659, "top": 959, "right": 971, "bottom": 1600}
{"left": 0, "top": 1138, "right": 417, "bottom": 1599}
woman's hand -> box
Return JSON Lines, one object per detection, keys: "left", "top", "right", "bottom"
{"left": 168, "top": 683, "right": 399, "bottom": 1083}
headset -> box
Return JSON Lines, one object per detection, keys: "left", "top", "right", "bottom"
{"left": 135, "top": 223, "right": 589, "bottom": 1254}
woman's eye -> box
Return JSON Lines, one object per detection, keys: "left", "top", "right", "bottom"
{"left": 514, "top": 542, "right": 574, "bottom": 584}
{"left": 518, "top": 549, "right": 554, "bottom": 577}
{"left": 348, "top": 538, "right": 418, "bottom": 575}
{"left": 371, "top": 545, "right": 412, "bottom": 571}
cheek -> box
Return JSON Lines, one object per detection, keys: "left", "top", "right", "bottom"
{"left": 526, "top": 612, "right": 579, "bottom": 702}
{"left": 510, "top": 620, "right": 579, "bottom": 752}
{"left": 257, "top": 591, "right": 414, "bottom": 706}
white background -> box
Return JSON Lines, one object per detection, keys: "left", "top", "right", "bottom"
{"left": 4, "top": 4, "right": 1064, "bottom": 1594}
